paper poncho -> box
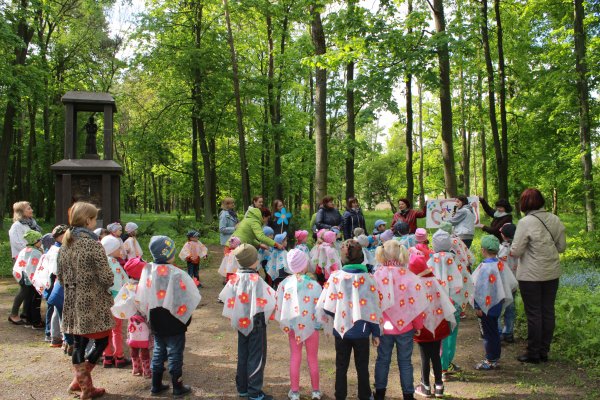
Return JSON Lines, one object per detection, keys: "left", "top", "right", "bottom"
{"left": 394, "top": 235, "right": 417, "bottom": 249}
{"left": 498, "top": 242, "right": 518, "bottom": 275}
{"left": 112, "top": 281, "right": 140, "bottom": 320}
{"left": 218, "top": 252, "right": 241, "bottom": 277}
{"left": 265, "top": 248, "right": 291, "bottom": 280}
{"left": 450, "top": 236, "right": 474, "bottom": 268}
{"left": 316, "top": 268, "right": 383, "bottom": 338}
{"left": 13, "top": 246, "right": 42, "bottom": 286}
{"left": 311, "top": 243, "right": 341, "bottom": 280}
{"left": 374, "top": 263, "right": 428, "bottom": 332}
{"left": 124, "top": 237, "right": 144, "bottom": 260}
{"left": 427, "top": 251, "right": 473, "bottom": 310}
{"left": 419, "top": 275, "right": 457, "bottom": 336}
{"left": 136, "top": 263, "right": 201, "bottom": 324}
{"left": 258, "top": 247, "right": 271, "bottom": 267}
{"left": 108, "top": 256, "right": 128, "bottom": 297}
{"left": 179, "top": 241, "right": 208, "bottom": 264}
{"left": 218, "top": 270, "right": 277, "bottom": 336}
{"left": 471, "top": 259, "right": 518, "bottom": 315}
{"left": 295, "top": 243, "right": 311, "bottom": 259}
{"left": 275, "top": 274, "right": 322, "bottom": 343}
{"left": 31, "top": 244, "right": 60, "bottom": 295}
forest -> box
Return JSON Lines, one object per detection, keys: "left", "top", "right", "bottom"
{"left": 0, "top": 0, "right": 598, "bottom": 228}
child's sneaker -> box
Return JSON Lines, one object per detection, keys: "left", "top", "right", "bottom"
{"left": 103, "top": 356, "right": 114, "bottom": 368}
{"left": 44, "top": 334, "right": 52, "bottom": 342}
{"left": 447, "top": 362, "right": 462, "bottom": 373}
{"left": 311, "top": 390, "right": 322, "bottom": 400}
{"left": 288, "top": 390, "right": 300, "bottom": 400}
{"left": 502, "top": 333, "right": 515, "bottom": 343}
{"left": 475, "top": 359, "right": 498, "bottom": 370}
{"left": 441, "top": 371, "right": 449, "bottom": 382}
{"left": 434, "top": 384, "right": 444, "bottom": 398}
{"left": 415, "top": 384, "right": 432, "bottom": 398}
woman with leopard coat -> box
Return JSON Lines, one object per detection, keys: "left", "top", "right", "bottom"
{"left": 57, "top": 201, "right": 114, "bottom": 399}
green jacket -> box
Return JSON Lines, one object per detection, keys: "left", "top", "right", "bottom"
{"left": 227, "top": 207, "right": 275, "bottom": 248}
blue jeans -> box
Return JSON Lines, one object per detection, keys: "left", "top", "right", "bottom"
{"left": 152, "top": 333, "right": 186, "bottom": 378}
{"left": 45, "top": 304, "right": 55, "bottom": 337}
{"left": 374, "top": 330, "right": 415, "bottom": 395}
{"left": 499, "top": 300, "right": 516, "bottom": 335}
{"left": 479, "top": 313, "right": 501, "bottom": 361}
{"left": 187, "top": 262, "right": 199, "bottom": 281}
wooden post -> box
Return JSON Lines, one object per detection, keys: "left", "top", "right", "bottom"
{"left": 103, "top": 104, "right": 113, "bottom": 160}
{"left": 64, "top": 105, "right": 75, "bottom": 159}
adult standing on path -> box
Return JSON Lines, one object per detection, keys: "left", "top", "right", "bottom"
{"left": 8, "top": 201, "right": 42, "bottom": 325}
{"left": 219, "top": 197, "right": 239, "bottom": 246}
{"left": 315, "top": 196, "right": 343, "bottom": 232}
{"left": 228, "top": 206, "right": 282, "bottom": 250}
{"left": 57, "top": 201, "right": 115, "bottom": 399}
{"left": 268, "top": 199, "right": 289, "bottom": 236}
{"left": 448, "top": 195, "right": 476, "bottom": 248}
{"left": 476, "top": 197, "right": 513, "bottom": 242}
{"left": 244, "top": 195, "right": 264, "bottom": 217}
{"left": 390, "top": 198, "right": 426, "bottom": 235}
{"left": 511, "top": 188, "right": 566, "bottom": 364}
{"left": 342, "top": 197, "right": 366, "bottom": 240}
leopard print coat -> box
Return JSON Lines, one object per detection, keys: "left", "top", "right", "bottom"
{"left": 57, "top": 230, "right": 114, "bottom": 335}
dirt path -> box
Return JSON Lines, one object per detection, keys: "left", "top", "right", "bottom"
{"left": 0, "top": 245, "right": 595, "bottom": 400}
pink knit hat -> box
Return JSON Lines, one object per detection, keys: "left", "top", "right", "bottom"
{"left": 229, "top": 236, "right": 241, "bottom": 249}
{"left": 317, "top": 229, "right": 327, "bottom": 241}
{"left": 124, "top": 257, "right": 147, "bottom": 280}
{"left": 415, "top": 228, "right": 428, "bottom": 243}
{"left": 295, "top": 230, "right": 308, "bottom": 244}
{"left": 287, "top": 249, "right": 309, "bottom": 274}
{"left": 323, "top": 231, "right": 336, "bottom": 244}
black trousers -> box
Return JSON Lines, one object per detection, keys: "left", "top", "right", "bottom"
{"left": 519, "top": 279, "right": 559, "bottom": 360}
{"left": 418, "top": 341, "right": 442, "bottom": 387}
{"left": 72, "top": 335, "right": 109, "bottom": 365}
{"left": 236, "top": 313, "right": 267, "bottom": 398}
{"left": 334, "top": 336, "right": 371, "bottom": 400}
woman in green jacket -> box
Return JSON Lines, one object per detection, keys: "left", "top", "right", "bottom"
{"left": 228, "top": 207, "right": 282, "bottom": 250}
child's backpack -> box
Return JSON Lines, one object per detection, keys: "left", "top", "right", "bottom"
{"left": 127, "top": 315, "right": 151, "bottom": 348}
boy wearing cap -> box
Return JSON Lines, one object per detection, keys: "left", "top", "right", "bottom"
{"left": 316, "top": 239, "right": 382, "bottom": 400}
{"left": 393, "top": 222, "right": 417, "bottom": 249}
{"left": 498, "top": 223, "right": 518, "bottom": 343}
{"left": 136, "top": 235, "right": 201, "bottom": 397}
{"left": 219, "top": 243, "right": 277, "bottom": 400}
{"left": 12, "top": 230, "right": 44, "bottom": 329}
{"left": 471, "top": 235, "right": 518, "bottom": 371}
{"left": 123, "top": 222, "right": 143, "bottom": 260}
{"left": 179, "top": 230, "right": 208, "bottom": 288}
{"left": 100, "top": 235, "right": 129, "bottom": 368}
{"left": 276, "top": 249, "right": 323, "bottom": 400}
{"left": 265, "top": 232, "right": 290, "bottom": 289}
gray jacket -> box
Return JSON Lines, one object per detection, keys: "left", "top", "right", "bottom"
{"left": 219, "top": 210, "right": 238, "bottom": 246}
{"left": 449, "top": 204, "right": 475, "bottom": 240}
{"left": 510, "top": 209, "right": 566, "bottom": 282}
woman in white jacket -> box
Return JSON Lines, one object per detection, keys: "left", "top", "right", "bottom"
{"left": 511, "top": 188, "right": 566, "bottom": 364}
{"left": 8, "top": 201, "right": 42, "bottom": 325}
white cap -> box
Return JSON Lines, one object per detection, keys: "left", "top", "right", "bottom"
{"left": 125, "top": 222, "right": 138, "bottom": 234}
{"left": 94, "top": 228, "right": 102, "bottom": 236}
{"left": 101, "top": 235, "right": 121, "bottom": 256}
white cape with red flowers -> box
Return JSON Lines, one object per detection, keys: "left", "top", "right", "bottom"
{"left": 135, "top": 263, "right": 201, "bottom": 324}
{"left": 427, "top": 251, "right": 473, "bottom": 311}
{"left": 31, "top": 244, "right": 60, "bottom": 294}
{"left": 374, "top": 265, "right": 428, "bottom": 332}
{"left": 316, "top": 269, "right": 382, "bottom": 338}
{"left": 419, "top": 275, "right": 457, "bottom": 336}
{"left": 218, "top": 270, "right": 277, "bottom": 336}
{"left": 13, "top": 246, "right": 42, "bottom": 286}
{"left": 275, "top": 274, "right": 322, "bottom": 343}
{"left": 112, "top": 281, "right": 140, "bottom": 320}
{"left": 218, "top": 252, "right": 241, "bottom": 277}
{"left": 451, "top": 236, "right": 474, "bottom": 268}
{"left": 310, "top": 243, "right": 341, "bottom": 280}
{"left": 471, "top": 260, "right": 517, "bottom": 314}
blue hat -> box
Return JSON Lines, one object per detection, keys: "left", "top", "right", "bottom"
{"left": 149, "top": 235, "right": 176, "bottom": 264}
{"left": 186, "top": 230, "right": 200, "bottom": 238}
{"left": 374, "top": 219, "right": 386, "bottom": 229}
{"left": 274, "top": 232, "right": 287, "bottom": 244}
{"left": 263, "top": 226, "right": 275, "bottom": 236}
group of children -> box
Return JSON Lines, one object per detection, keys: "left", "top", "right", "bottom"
{"left": 10, "top": 213, "right": 521, "bottom": 399}
{"left": 213, "top": 218, "right": 520, "bottom": 399}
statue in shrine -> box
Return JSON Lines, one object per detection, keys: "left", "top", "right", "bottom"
{"left": 84, "top": 116, "right": 99, "bottom": 157}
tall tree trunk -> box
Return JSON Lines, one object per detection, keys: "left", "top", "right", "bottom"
{"left": 345, "top": 0, "right": 356, "bottom": 201}
{"left": 266, "top": 11, "right": 282, "bottom": 200}
{"left": 224, "top": 0, "right": 251, "bottom": 209}
{"left": 574, "top": 0, "right": 595, "bottom": 231}
{"left": 417, "top": 82, "right": 425, "bottom": 207}
{"left": 494, "top": 0, "right": 509, "bottom": 199}
{"left": 477, "top": 70, "right": 489, "bottom": 200}
{"left": 209, "top": 133, "right": 218, "bottom": 217}
{"left": 459, "top": 66, "right": 470, "bottom": 195}
{"left": 151, "top": 172, "right": 160, "bottom": 213}
{"left": 405, "top": 0, "right": 414, "bottom": 204}
{"left": 308, "top": 71, "right": 315, "bottom": 215}
{"left": 311, "top": 5, "right": 327, "bottom": 201}
{"left": 480, "top": 0, "right": 506, "bottom": 199}
{"left": 0, "top": 0, "right": 33, "bottom": 226}
{"left": 191, "top": 111, "right": 202, "bottom": 220}
{"left": 431, "top": 0, "right": 457, "bottom": 197}
{"left": 26, "top": 99, "right": 37, "bottom": 203}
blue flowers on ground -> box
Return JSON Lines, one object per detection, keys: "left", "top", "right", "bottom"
{"left": 560, "top": 268, "right": 600, "bottom": 291}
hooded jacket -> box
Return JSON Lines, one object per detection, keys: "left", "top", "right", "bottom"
{"left": 449, "top": 204, "right": 476, "bottom": 240}
{"left": 227, "top": 207, "right": 275, "bottom": 248}
{"left": 342, "top": 208, "right": 366, "bottom": 240}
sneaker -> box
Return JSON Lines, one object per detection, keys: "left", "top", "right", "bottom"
{"left": 502, "top": 334, "right": 515, "bottom": 343}
{"left": 441, "top": 372, "right": 449, "bottom": 382}
{"left": 434, "top": 384, "right": 444, "bottom": 398}
{"left": 415, "top": 384, "right": 432, "bottom": 398}
{"left": 311, "top": 390, "right": 322, "bottom": 400}
{"left": 288, "top": 390, "right": 300, "bottom": 400}
{"left": 238, "top": 393, "right": 249, "bottom": 398}
{"left": 31, "top": 322, "right": 45, "bottom": 330}
{"left": 447, "top": 362, "right": 461, "bottom": 373}
{"left": 474, "top": 359, "right": 498, "bottom": 370}
{"left": 44, "top": 335, "right": 52, "bottom": 342}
